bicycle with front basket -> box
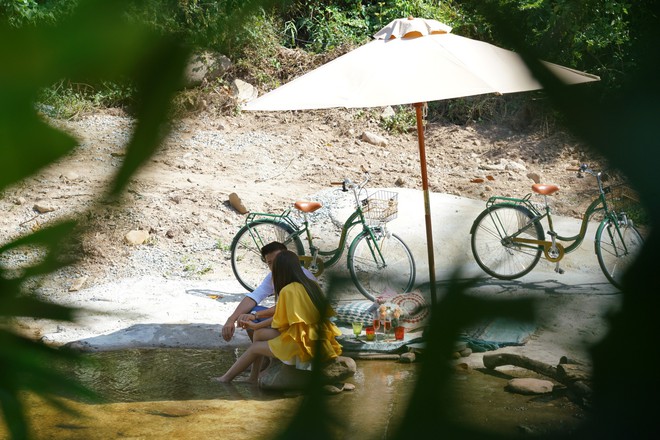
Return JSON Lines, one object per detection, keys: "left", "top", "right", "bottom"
{"left": 470, "top": 163, "right": 644, "bottom": 289}
{"left": 229, "top": 173, "right": 416, "bottom": 301}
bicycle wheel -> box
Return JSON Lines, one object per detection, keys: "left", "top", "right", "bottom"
{"left": 471, "top": 205, "right": 544, "bottom": 280}
{"left": 595, "top": 216, "right": 643, "bottom": 289}
{"left": 347, "top": 230, "right": 415, "bottom": 301}
{"left": 230, "top": 220, "right": 304, "bottom": 291}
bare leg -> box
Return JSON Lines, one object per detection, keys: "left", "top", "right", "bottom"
{"left": 215, "top": 341, "right": 273, "bottom": 383}
{"left": 247, "top": 328, "right": 280, "bottom": 382}
{"left": 248, "top": 356, "right": 263, "bottom": 383}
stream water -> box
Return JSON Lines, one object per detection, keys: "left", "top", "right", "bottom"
{"left": 3, "top": 348, "right": 588, "bottom": 439}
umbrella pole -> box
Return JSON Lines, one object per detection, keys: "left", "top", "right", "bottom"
{"left": 414, "top": 102, "right": 437, "bottom": 307}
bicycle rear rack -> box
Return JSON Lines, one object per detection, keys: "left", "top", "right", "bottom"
{"left": 244, "top": 209, "right": 300, "bottom": 230}
{"left": 485, "top": 193, "right": 542, "bottom": 216}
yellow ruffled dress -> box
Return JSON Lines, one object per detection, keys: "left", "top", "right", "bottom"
{"left": 268, "top": 282, "right": 342, "bottom": 367}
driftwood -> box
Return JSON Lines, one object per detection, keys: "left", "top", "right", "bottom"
{"left": 483, "top": 352, "right": 592, "bottom": 399}
{"left": 343, "top": 352, "right": 400, "bottom": 360}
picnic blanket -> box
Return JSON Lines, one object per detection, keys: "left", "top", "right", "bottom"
{"left": 337, "top": 333, "right": 425, "bottom": 354}
{"left": 332, "top": 290, "right": 430, "bottom": 331}
{"left": 459, "top": 317, "right": 537, "bottom": 352}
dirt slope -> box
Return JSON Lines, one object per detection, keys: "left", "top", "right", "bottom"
{"left": 1, "top": 108, "right": 612, "bottom": 294}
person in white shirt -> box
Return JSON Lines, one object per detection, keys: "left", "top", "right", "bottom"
{"left": 220, "top": 241, "right": 316, "bottom": 342}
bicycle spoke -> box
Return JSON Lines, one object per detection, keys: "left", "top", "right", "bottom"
{"left": 471, "top": 205, "right": 543, "bottom": 280}
{"left": 230, "top": 221, "right": 303, "bottom": 291}
{"left": 596, "top": 219, "right": 643, "bottom": 289}
{"left": 348, "top": 232, "right": 415, "bottom": 301}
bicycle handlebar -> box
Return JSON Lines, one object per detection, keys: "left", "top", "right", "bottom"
{"left": 330, "top": 172, "right": 371, "bottom": 193}
{"left": 571, "top": 163, "right": 600, "bottom": 179}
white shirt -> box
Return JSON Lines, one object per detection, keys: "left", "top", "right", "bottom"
{"left": 246, "top": 267, "right": 316, "bottom": 304}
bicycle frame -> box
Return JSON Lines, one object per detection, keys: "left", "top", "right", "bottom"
{"left": 240, "top": 182, "right": 389, "bottom": 272}
{"left": 470, "top": 163, "right": 641, "bottom": 287}
{"left": 484, "top": 184, "right": 613, "bottom": 263}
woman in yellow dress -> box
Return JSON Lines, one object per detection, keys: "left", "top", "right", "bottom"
{"left": 215, "top": 250, "right": 342, "bottom": 383}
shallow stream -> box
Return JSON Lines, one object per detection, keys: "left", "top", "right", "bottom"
{"left": 6, "top": 348, "right": 587, "bottom": 439}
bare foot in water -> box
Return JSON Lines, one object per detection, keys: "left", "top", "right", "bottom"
{"left": 211, "top": 376, "right": 258, "bottom": 384}
{"left": 210, "top": 376, "right": 231, "bottom": 383}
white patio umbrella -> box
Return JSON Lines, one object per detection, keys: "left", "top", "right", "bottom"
{"left": 243, "top": 17, "right": 599, "bottom": 305}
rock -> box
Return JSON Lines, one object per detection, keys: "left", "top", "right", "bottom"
{"left": 394, "top": 177, "right": 405, "bottom": 187}
{"left": 481, "top": 161, "right": 506, "bottom": 171}
{"left": 69, "top": 276, "right": 88, "bottom": 292}
{"left": 232, "top": 79, "right": 258, "bottom": 104}
{"left": 124, "top": 230, "right": 150, "bottom": 245}
{"left": 399, "top": 352, "right": 416, "bottom": 363}
{"left": 228, "top": 193, "right": 248, "bottom": 214}
{"left": 61, "top": 171, "right": 80, "bottom": 181}
{"left": 33, "top": 202, "right": 56, "bottom": 213}
{"left": 322, "top": 356, "right": 357, "bottom": 382}
{"left": 184, "top": 51, "right": 232, "bottom": 88}
{"left": 506, "top": 378, "right": 554, "bottom": 395}
{"left": 258, "top": 360, "right": 311, "bottom": 391}
{"left": 13, "top": 197, "right": 26, "bottom": 205}
{"left": 459, "top": 347, "right": 472, "bottom": 357}
{"left": 259, "top": 356, "right": 356, "bottom": 391}
{"left": 323, "top": 384, "right": 344, "bottom": 395}
{"left": 526, "top": 172, "right": 541, "bottom": 184}
{"left": 505, "top": 160, "right": 527, "bottom": 172}
{"left": 342, "top": 382, "right": 356, "bottom": 391}
{"left": 380, "top": 106, "right": 395, "bottom": 120}
{"left": 361, "top": 131, "right": 388, "bottom": 147}
{"left": 322, "top": 382, "right": 356, "bottom": 394}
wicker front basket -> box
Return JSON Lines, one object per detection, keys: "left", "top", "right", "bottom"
{"left": 363, "top": 190, "right": 398, "bottom": 223}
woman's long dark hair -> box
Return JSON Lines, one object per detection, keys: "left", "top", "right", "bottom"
{"left": 272, "top": 250, "right": 328, "bottom": 315}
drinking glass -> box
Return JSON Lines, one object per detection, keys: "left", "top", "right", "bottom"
{"left": 372, "top": 316, "right": 381, "bottom": 341}
{"left": 384, "top": 317, "right": 392, "bottom": 340}
{"left": 351, "top": 321, "right": 363, "bottom": 339}
{"left": 366, "top": 326, "right": 375, "bottom": 341}
{"left": 394, "top": 326, "right": 405, "bottom": 341}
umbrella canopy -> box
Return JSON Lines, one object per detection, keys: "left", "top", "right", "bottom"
{"left": 245, "top": 18, "right": 599, "bottom": 111}
{"left": 244, "top": 17, "right": 599, "bottom": 304}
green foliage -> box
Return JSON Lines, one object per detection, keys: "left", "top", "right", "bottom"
{"left": 0, "top": 0, "right": 191, "bottom": 437}
{"left": 380, "top": 105, "right": 417, "bottom": 133}
{"left": 0, "top": 0, "right": 78, "bottom": 27}
{"left": 37, "top": 79, "right": 136, "bottom": 119}
{"left": 279, "top": 0, "right": 460, "bottom": 52}
{"left": 455, "top": 0, "right": 634, "bottom": 92}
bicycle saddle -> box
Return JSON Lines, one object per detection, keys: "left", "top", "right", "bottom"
{"left": 294, "top": 200, "right": 323, "bottom": 212}
{"left": 532, "top": 184, "right": 560, "bottom": 195}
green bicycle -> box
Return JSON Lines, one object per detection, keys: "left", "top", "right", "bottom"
{"left": 229, "top": 173, "right": 416, "bottom": 301}
{"left": 470, "top": 164, "right": 644, "bottom": 289}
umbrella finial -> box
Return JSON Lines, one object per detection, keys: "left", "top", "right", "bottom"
{"left": 374, "top": 17, "right": 452, "bottom": 40}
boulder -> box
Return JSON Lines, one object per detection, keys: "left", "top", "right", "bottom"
{"left": 361, "top": 131, "right": 388, "bottom": 147}
{"left": 232, "top": 79, "right": 258, "bottom": 104}
{"left": 124, "top": 230, "right": 150, "bottom": 245}
{"left": 228, "top": 192, "right": 248, "bottom": 214}
{"left": 380, "top": 106, "right": 396, "bottom": 120}
{"left": 322, "top": 356, "right": 357, "bottom": 382}
{"left": 184, "top": 52, "right": 232, "bottom": 88}
{"left": 506, "top": 378, "right": 554, "bottom": 395}
{"left": 33, "top": 201, "right": 56, "bottom": 213}
{"left": 259, "top": 356, "right": 356, "bottom": 391}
